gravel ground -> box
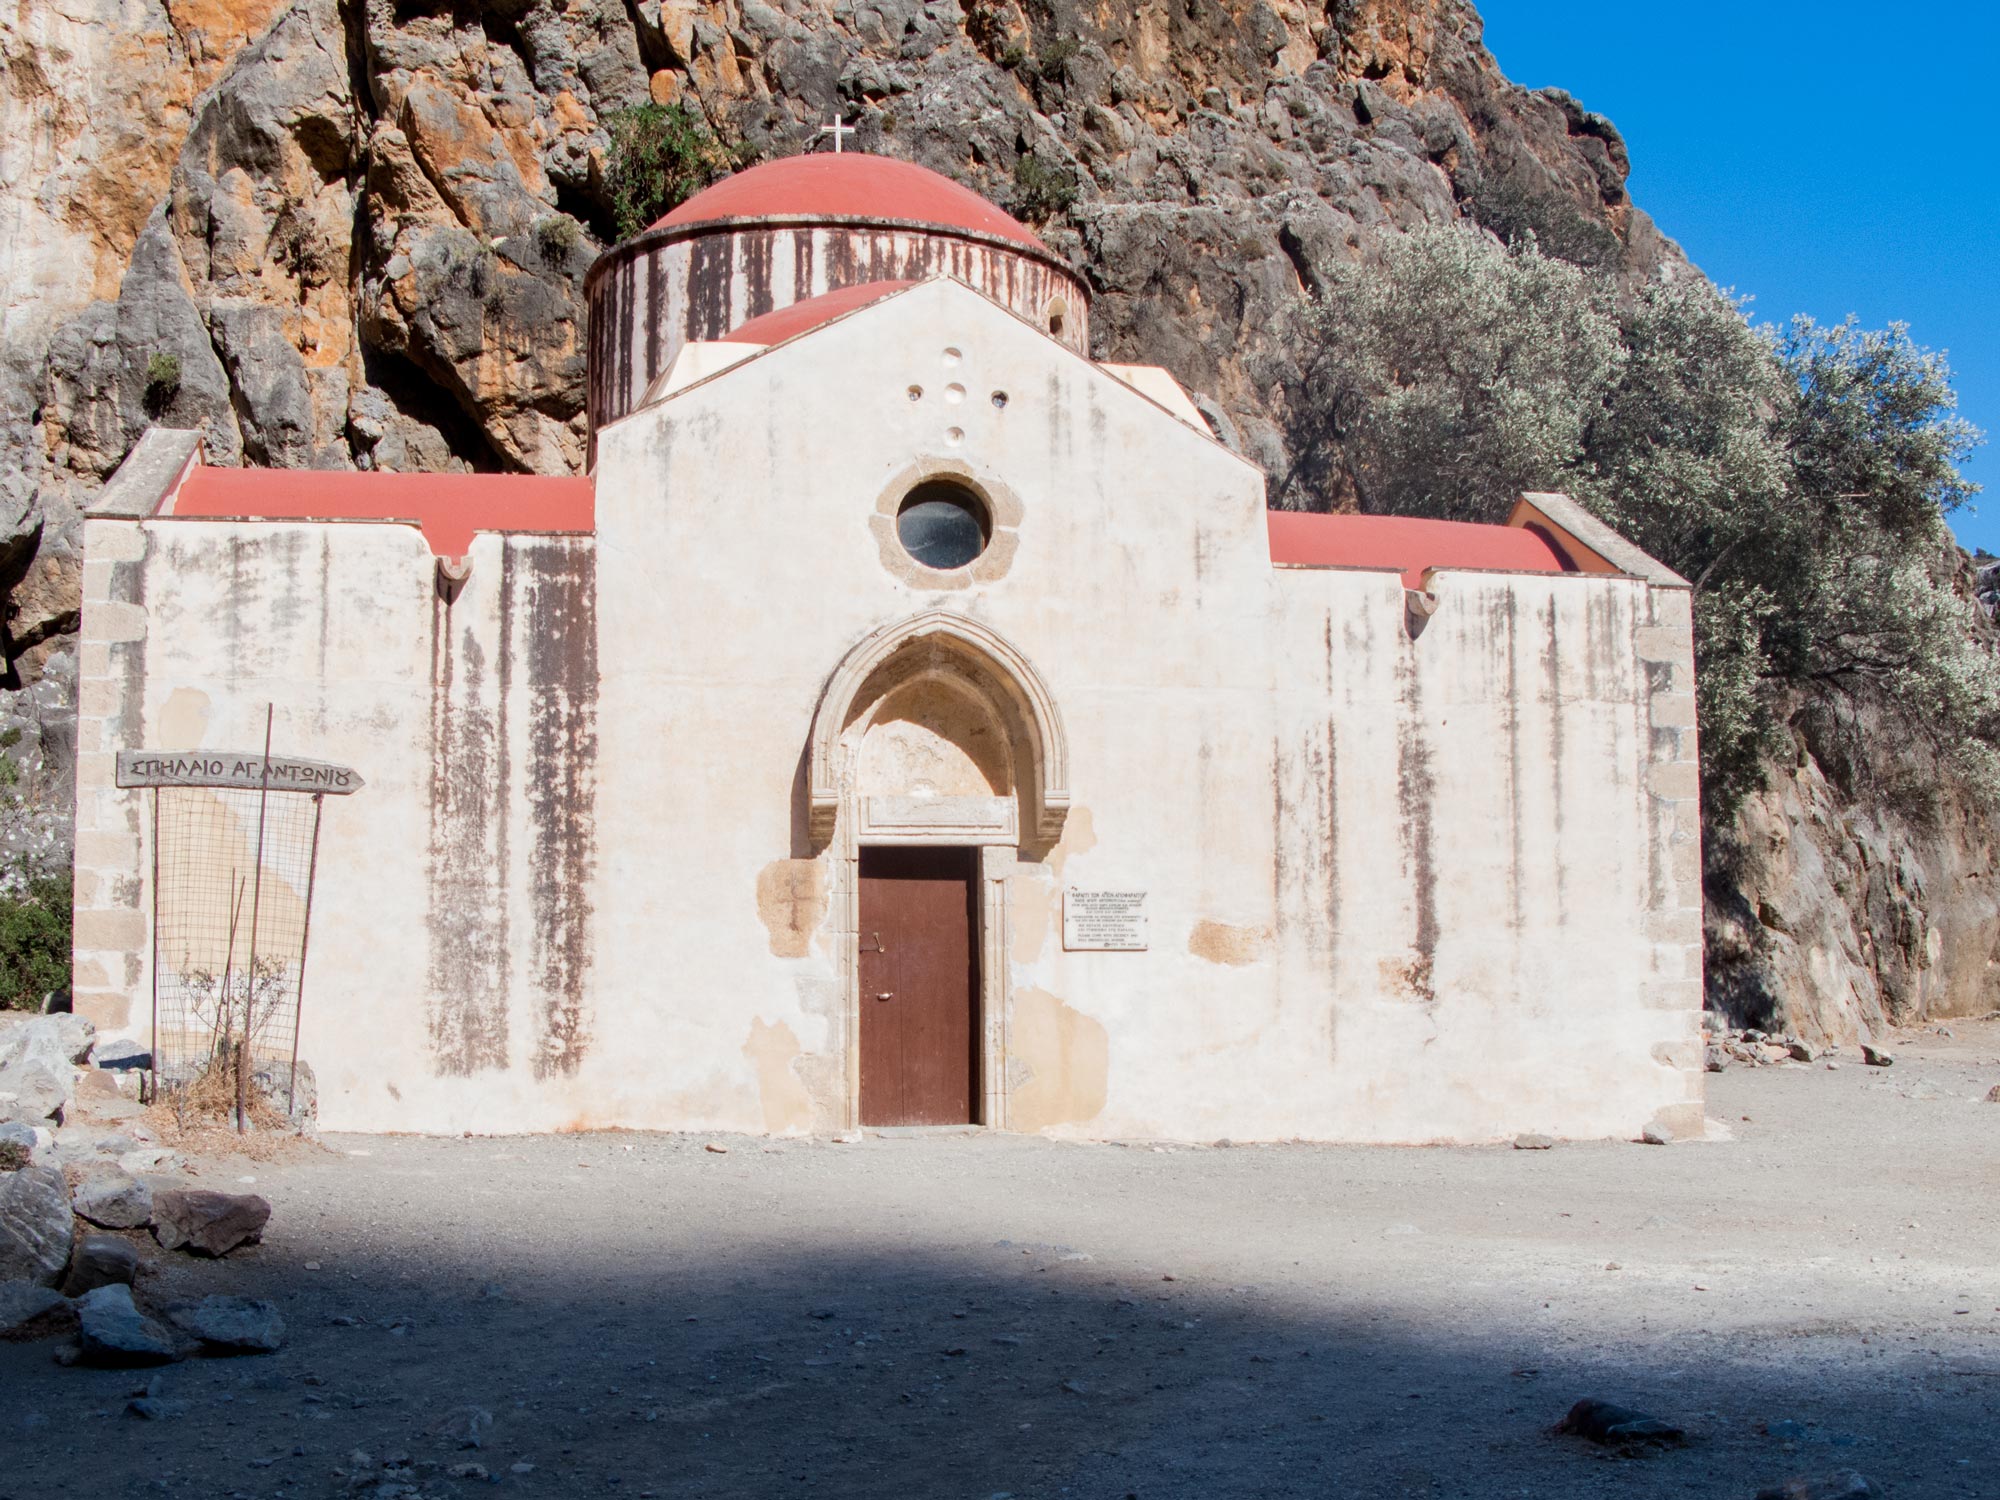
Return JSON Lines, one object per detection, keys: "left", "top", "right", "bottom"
{"left": 6, "top": 1021, "right": 1998, "bottom": 1500}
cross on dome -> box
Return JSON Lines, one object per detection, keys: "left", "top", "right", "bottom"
{"left": 817, "top": 114, "right": 857, "bottom": 153}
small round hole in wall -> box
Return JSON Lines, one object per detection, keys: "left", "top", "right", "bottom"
{"left": 907, "top": 384, "right": 924, "bottom": 402}
{"left": 942, "top": 347, "right": 963, "bottom": 368}
{"left": 944, "top": 383, "right": 966, "bottom": 405}
{"left": 895, "top": 479, "right": 991, "bottom": 571}
{"left": 944, "top": 426, "right": 964, "bottom": 447}
{"left": 991, "top": 390, "right": 1009, "bottom": 409}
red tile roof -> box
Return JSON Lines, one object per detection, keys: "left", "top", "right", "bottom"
{"left": 722, "top": 280, "right": 919, "bottom": 346}
{"left": 167, "top": 467, "right": 594, "bottom": 557}
{"left": 1266, "top": 510, "right": 1571, "bottom": 588}
{"left": 654, "top": 154, "right": 1047, "bottom": 250}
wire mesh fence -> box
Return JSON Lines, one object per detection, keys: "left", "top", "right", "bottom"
{"left": 150, "top": 783, "right": 323, "bottom": 1123}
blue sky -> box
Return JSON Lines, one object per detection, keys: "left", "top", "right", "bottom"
{"left": 1475, "top": 2, "right": 1999, "bottom": 552}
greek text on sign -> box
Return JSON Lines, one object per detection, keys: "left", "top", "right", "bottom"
{"left": 116, "top": 750, "right": 365, "bottom": 795}
{"left": 1063, "top": 890, "right": 1148, "bottom": 951}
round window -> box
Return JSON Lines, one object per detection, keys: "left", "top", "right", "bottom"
{"left": 895, "top": 481, "right": 991, "bottom": 571}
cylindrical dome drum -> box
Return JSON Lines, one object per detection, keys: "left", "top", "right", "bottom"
{"left": 584, "top": 156, "right": 1090, "bottom": 456}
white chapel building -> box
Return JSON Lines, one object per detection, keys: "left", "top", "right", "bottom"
{"left": 74, "top": 154, "right": 1707, "bottom": 1142}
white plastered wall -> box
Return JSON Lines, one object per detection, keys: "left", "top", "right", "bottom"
{"left": 75, "top": 278, "right": 1702, "bottom": 1142}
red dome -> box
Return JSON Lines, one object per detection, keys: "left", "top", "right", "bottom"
{"left": 653, "top": 154, "right": 1046, "bottom": 250}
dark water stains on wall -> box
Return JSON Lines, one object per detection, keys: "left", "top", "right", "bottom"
{"left": 108, "top": 541, "right": 148, "bottom": 756}
{"left": 1271, "top": 716, "right": 1339, "bottom": 974}
{"left": 425, "top": 592, "right": 511, "bottom": 1076}
{"left": 1395, "top": 646, "right": 1438, "bottom": 1005}
{"left": 587, "top": 225, "right": 1087, "bottom": 444}
{"left": 1543, "top": 596, "right": 1569, "bottom": 921}
{"left": 1498, "top": 591, "right": 1526, "bottom": 938}
{"left": 515, "top": 540, "right": 599, "bottom": 1081}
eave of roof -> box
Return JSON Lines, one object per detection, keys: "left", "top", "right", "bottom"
{"left": 165, "top": 467, "right": 595, "bottom": 557}
{"left": 722, "top": 280, "right": 919, "bottom": 346}
{"left": 1266, "top": 511, "right": 1573, "bottom": 588}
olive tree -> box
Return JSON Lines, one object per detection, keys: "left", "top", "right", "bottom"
{"left": 1284, "top": 226, "right": 1992, "bottom": 820}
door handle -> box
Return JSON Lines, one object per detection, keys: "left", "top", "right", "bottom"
{"left": 874, "top": 992, "right": 894, "bottom": 1001}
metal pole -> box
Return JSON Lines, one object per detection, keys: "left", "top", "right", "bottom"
{"left": 288, "top": 794, "right": 324, "bottom": 1119}
{"left": 148, "top": 790, "right": 160, "bottom": 1106}
{"left": 217, "top": 875, "right": 245, "bottom": 1055}
{"left": 239, "top": 705, "right": 274, "bottom": 1133}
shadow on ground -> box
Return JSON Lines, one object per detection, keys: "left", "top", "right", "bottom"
{"left": 4, "top": 1099, "right": 1998, "bottom": 1499}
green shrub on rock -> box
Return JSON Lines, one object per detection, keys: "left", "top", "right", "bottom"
{"left": 604, "top": 103, "right": 739, "bottom": 241}
{"left": 0, "top": 871, "right": 71, "bottom": 1013}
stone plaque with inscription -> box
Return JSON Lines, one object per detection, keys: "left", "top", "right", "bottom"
{"left": 1063, "top": 889, "right": 1148, "bottom": 951}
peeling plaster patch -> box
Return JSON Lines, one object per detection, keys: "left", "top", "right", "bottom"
{"left": 1378, "top": 953, "right": 1436, "bottom": 1004}
{"left": 1007, "top": 987, "right": 1107, "bottom": 1132}
{"left": 744, "top": 1018, "right": 813, "bottom": 1134}
{"left": 1188, "top": 920, "right": 1273, "bottom": 966}
{"left": 521, "top": 542, "right": 599, "bottom": 1081}
{"left": 1045, "top": 805, "right": 1095, "bottom": 879}
{"left": 791, "top": 974, "right": 846, "bottom": 1127}
{"left": 757, "top": 858, "right": 828, "bottom": 959}
{"left": 1008, "top": 869, "right": 1052, "bottom": 963}
{"left": 157, "top": 687, "right": 210, "bottom": 750}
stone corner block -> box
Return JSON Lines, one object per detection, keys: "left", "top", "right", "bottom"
{"left": 72, "top": 991, "right": 135, "bottom": 1031}
{"left": 73, "top": 908, "right": 148, "bottom": 953}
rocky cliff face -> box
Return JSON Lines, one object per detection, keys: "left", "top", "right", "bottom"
{"left": 1703, "top": 553, "right": 2000, "bottom": 1043}
{"left": 0, "top": 0, "right": 1990, "bottom": 1036}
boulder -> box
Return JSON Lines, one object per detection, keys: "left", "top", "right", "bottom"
{"left": 0, "top": 1013, "right": 95, "bottom": 1071}
{"left": 1859, "top": 1044, "right": 1893, "bottom": 1068}
{"left": 0, "top": 1062, "right": 69, "bottom": 1124}
{"left": 151, "top": 1188, "right": 269, "bottom": 1256}
{"left": 74, "top": 1168, "right": 152, "bottom": 1229}
{"left": 0, "top": 1165, "right": 74, "bottom": 1285}
{"left": 0, "top": 1281, "right": 73, "bottom": 1340}
{"left": 64, "top": 1233, "right": 145, "bottom": 1296}
{"left": 166, "top": 1295, "right": 285, "bottom": 1353}
{"left": 0, "top": 1121, "right": 33, "bottom": 1169}
{"left": 90, "top": 1038, "right": 152, "bottom": 1071}
{"left": 251, "top": 1058, "right": 316, "bottom": 1127}
{"left": 74, "top": 1283, "right": 182, "bottom": 1366}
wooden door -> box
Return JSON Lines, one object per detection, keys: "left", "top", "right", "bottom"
{"left": 858, "top": 847, "right": 978, "bottom": 1126}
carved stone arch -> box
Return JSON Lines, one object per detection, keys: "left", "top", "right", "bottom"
{"left": 809, "top": 611, "right": 1070, "bottom": 846}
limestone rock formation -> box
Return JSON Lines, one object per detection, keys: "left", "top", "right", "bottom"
{"left": 0, "top": 0, "right": 1992, "bottom": 1042}
{"left": 5, "top": 0, "right": 1677, "bottom": 599}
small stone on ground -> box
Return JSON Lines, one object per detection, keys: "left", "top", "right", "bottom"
{"left": 74, "top": 1284, "right": 182, "bottom": 1367}
{"left": 150, "top": 1189, "right": 270, "bottom": 1256}
{"left": 63, "top": 1233, "right": 144, "bottom": 1297}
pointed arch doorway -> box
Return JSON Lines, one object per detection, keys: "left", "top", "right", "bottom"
{"left": 810, "top": 612, "right": 1070, "bottom": 1129}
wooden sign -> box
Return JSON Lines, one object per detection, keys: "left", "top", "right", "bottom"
{"left": 1063, "top": 890, "right": 1148, "bottom": 951}
{"left": 116, "top": 750, "right": 365, "bottom": 795}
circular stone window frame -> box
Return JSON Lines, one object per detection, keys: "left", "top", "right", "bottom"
{"left": 870, "top": 458, "right": 1023, "bottom": 590}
